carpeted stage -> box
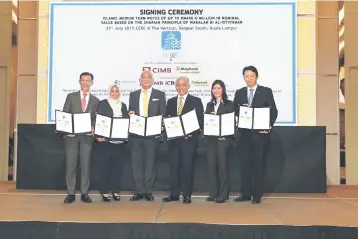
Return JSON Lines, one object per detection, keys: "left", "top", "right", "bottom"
{"left": 1, "top": 182, "right": 358, "bottom": 239}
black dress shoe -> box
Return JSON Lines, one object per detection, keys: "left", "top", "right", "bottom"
{"left": 233, "top": 196, "right": 251, "bottom": 202}
{"left": 81, "top": 194, "right": 92, "bottom": 203}
{"left": 206, "top": 197, "right": 216, "bottom": 202}
{"left": 162, "top": 195, "right": 180, "bottom": 202}
{"left": 145, "top": 193, "right": 155, "bottom": 201}
{"left": 102, "top": 194, "right": 111, "bottom": 202}
{"left": 130, "top": 193, "right": 144, "bottom": 201}
{"left": 183, "top": 196, "right": 191, "bottom": 204}
{"left": 252, "top": 198, "right": 261, "bottom": 204}
{"left": 215, "top": 198, "right": 227, "bottom": 203}
{"left": 112, "top": 193, "right": 121, "bottom": 201}
{"left": 64, "top": 195, "right": 75, "bottom": 204}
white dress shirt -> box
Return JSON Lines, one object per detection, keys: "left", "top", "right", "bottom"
{"left": 80, "top": 90, "right": 90, "bottom": 111}
{"left": 214, "top": 100, "right": 223, "bottom": 114}
{"left": 139, "top": 87, "right": 152, "bottom": 116}
{"left": 177, "top": 93, "right": 188, "bottom": 112}
{"left": 247, "top": 84, "right": 258, "bottom": 103}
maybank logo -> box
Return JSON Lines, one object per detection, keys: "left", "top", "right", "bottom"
{"left": 191, "top": 80, "right": 210, "bottom": 87}
{"left": 176, "top": 66, "right": 200, "bottom": 74}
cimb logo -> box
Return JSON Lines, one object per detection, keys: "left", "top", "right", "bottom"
{"left": 142, "top": 67, "right": 172, "bottom": 74}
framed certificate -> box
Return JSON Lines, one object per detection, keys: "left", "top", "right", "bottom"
{"left": 94, "top": 114, "right": 130, "bottom": 141}
{"left": 203, "top": 112, "right": 236, "bottom": 137}
{"left": 238, "top": 106, "right": 271, "bottom": 130}
{"left": 128, "top": 115, "right": 162, "bottom": 137}
{"left": 55, "top": 110, "right": 92, "bottom": 135}
{"left": 163, "top": 109, "right": 200, "bottom": 140}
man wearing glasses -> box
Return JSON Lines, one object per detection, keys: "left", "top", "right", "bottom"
{"left": 128, "top": 70, "right": 166, "bottom": 201}
{"left": 162, "top": 76, "right": 204, "bottom": 204}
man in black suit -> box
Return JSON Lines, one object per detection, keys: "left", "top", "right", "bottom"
{"left": 233, "top": 66, "right": 278, "bottom": 204}
{"left": 162, "top": 76, "right": 204, "bottom": 204}
{"left": 128, "top": 70, "right": 166, "bottom": 201}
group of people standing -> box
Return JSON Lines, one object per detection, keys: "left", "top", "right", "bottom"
{"left": 62, "top": 65, "right": 277, "bottom": 205}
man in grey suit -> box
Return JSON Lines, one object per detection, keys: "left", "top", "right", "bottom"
{"left": 128, "top": 70, "right": 166, "bottom": 201}
{"left": 63, "top": 72, "right": 100, "bottom": 204}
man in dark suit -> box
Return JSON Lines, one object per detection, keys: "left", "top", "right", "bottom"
{"left": 233, "top": 66, "right": 278, "bottom": 204}
{"left": 63, "top": 72, "right": 100, "bottom": 204}
{"left": 128, "top": 70, "right": 166, "bottom": 201}
{"left": 162, "top": 76, "right": 204, "bottom": 204}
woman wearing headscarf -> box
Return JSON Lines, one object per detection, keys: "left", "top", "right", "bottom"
{"left": 95, "top": 84, "right": 128, "bottom": 201}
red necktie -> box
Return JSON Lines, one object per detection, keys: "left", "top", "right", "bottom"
{"left": 81, "top": 93, "right": 87, "bottom": 112}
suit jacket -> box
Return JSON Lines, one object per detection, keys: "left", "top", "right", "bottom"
{"left": 96, "top": 99, "right": 128, "bottom": 119}
{"left": 166, "top": 94, "right": 204, "bottom": 135}
{"left": 233, "top": 85, "right": 278, "bottom": 129}
{"left": 128, "top": 88, "right": 166, "bottom": 117}
{"left": 63, "top": 91, "right": 100, "bottom": 127}
{"left": 205, "top": 100, "right": 235, "bottom": 140}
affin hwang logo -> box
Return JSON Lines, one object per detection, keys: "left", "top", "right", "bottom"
{"left": 161, "top": 31, "right": 181, "bottom": 61}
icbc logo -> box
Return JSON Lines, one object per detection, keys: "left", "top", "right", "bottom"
{"left": 165, "top": 81, "right": 175, "bottom": 85}
{"left": 142, "top": 67, "right": 171, "bottom": 73}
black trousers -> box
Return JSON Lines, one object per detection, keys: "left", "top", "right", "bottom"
{"left": 168, "top": 135, "right": 198, "bottom": 198}
{"left": 239, "top": 131, "right": 269, "bottom": 199}
{"left": 131, "top": 137, "right": 160, "bottom": 194}
{"left": 206, "top": 138, "right": 232, "bottom": 200}
{"left": 95, "top": 141, "right": 124, "bottom": 194}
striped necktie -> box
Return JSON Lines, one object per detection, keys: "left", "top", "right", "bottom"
{"left": 177, "top": 96, "right": 183, "bottom": 115}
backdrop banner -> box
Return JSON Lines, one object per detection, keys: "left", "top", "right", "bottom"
{"left": 16, "top": 124, "right": 326, "bottom": 193}
{"left": 48, "top": 1, "right": 297, "bottom": 125}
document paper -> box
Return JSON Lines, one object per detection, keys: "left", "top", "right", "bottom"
{"left": 204, "top": 114, "right": 220, "bottom": 136}
{"left": 220, "top": 112, "right": 235, "bottom": 136}
{"left": 164, "top": 117, "right": 184, "bottom": 139}
{"left": 146, "top": 115, "right": 162, "bottom": 136}
{"left": 111, "top": 118, "right": 129, "bottom": 139}
{"left": 253, "top": 107, "right": 270, "bottom": 130}
{"left": 181, "top": 109, "right": 200, "bottom": 135}
{"left": 238, "top": 106, "right": 253, "bottom": 129}
{"left": 94, "top": 114, "right": 112, "bottom": 138}
{"left": 55, "top": 111, "right": 73, "bottom": 133}
{"left": 73, "top": 113, "right": 92, "bottom": 134}
{"left": 129, "top": 115, "right": 145, "bottom": 136}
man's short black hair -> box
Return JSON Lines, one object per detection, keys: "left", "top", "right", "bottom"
{"left": 79, "top": 72, "right": 94, "bottom": 81}
{"left": 242, "top": 66, "right": 259, "bottom": 77}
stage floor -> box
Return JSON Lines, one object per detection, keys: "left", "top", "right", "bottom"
{"left": 1, "top": 182, "right": 358, "bottom": 227}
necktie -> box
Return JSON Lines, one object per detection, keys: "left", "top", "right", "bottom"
{"left": 177, "top": 97, "right": 183, "bottom": 115}
{"left": 81, "top": 93, "right": 87, "bottom": 112}
{"left": 248, "top": 89, "right": 254, "bottom": 105}
{"left": 143, "top": 90, "right": 148, "bottom": 117}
